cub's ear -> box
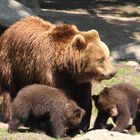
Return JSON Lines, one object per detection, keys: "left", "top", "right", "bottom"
{"left": 72, "top": 34, "right": 86, "bottom": 50}
{"left": 72, "top": 108, "right": 82, "bottom": 119}
{"left": 92, "top": 95, "right": 99, "bottom": 101}
{"left": 102, "top": 87, "right": 111, "bottom": 95}
{"left": 103, "top": 87, "right": 110, "bottom": 94}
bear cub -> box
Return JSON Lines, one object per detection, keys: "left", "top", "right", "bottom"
{"left": 92, "top": 83, "right": 140, "bottom": 133}
{"left": 133, "top": 98, "right": 140, "bottom": 131}
{"left": 8, "top": 84, "right": 85, "bottom": 138}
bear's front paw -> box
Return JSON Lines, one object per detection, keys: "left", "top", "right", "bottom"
{"left": 7, "top": 128, "right": 16, "bottom": 133}
{"left": 111, "top": 127, "right": 122, "bottom": 132}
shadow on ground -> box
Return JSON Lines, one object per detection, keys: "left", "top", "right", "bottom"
{"left": 39, "top": 0, "right": 140, "bottom": 11}
{"left": 37, "top": 0, "right": 140, "bottom": 50}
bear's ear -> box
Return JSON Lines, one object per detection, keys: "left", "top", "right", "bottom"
{"left": 92, "top": 95, "right": 99, "bottom": 101}
{"left": 86, "top": 29, "right": 100, "bottom": 40}
{"left": 72, "top": 108, "right": 82, "bottom": 119}
{"left": 65, "top": 103, "right": 72, "bottom": 109}
{"left": 137, "top": 98, "right": 140, "bottom": 104}
{"left": 102, "top": 87, "right": 110, "bottom": 95}
{"left": 72, "top": 34, "right": 87, "bottom": 50}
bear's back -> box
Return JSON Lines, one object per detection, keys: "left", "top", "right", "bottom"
{"left": 111, "top": 83, "right": 140, "bottom": 99}
{"left": 17, "top": 84, "right": 68, "bottom": 105}
{"left": 109, "top": 83, "right": 140, "bottom": 115}
{"left": 13, "top": 84, "right": 71, "bottom": 117}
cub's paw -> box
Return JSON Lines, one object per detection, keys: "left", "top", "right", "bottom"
{"left": 8, "top": 128, "right": 17, "bottom": 133}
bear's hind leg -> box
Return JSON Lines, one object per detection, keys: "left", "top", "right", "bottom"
{"left": 2, "top": 91, "right": 12, "bottom": 122}
{"left": 8, "top": 117, "right": 20, "bottom": 133}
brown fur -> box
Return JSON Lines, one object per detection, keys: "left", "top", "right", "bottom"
{"left": 137, "top": 99, "right": 140, "bottom": 113}
{"left": 134, "top": 98, "right": 140, "bottom": 131}
{"left": 93, "top": 83, "right": 140, "bottom": 132}
{"left": 8, "top": 84, "right": 85, "bottom": 138}
{"left": 0, "top": 16, "right": 116, "bottom": 130}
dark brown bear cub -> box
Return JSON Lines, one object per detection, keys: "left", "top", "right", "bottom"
{"left": 92, "top": 83, "right": 140, "bottom": 133}
{"left": 8, "top": 84, "right": 85, "bottom": 138}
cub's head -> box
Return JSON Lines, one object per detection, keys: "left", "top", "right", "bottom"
{"left": 64, "top": 101, "right": 85, "bottom": 128}
{"left": 70, "top": 29, "right": 116, "bottom": 83}
{"left": 92, "top": 87, "right": 118, "bottom": 117}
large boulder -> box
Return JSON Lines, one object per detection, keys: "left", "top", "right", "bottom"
{"left": 0, "top": 0, "right": 36, "bottom": 26}
{"left": 73, "top": 129, "right": 140, "bottom": 140}
{"left": 111, "top": 41, "right": 140, "bottom": 62}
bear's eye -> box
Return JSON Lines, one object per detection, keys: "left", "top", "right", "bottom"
{"left": 97, "top": 57, "right": 104, "bottom": 64}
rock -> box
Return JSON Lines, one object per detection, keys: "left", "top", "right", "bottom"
{"left": 0, "top": 0, "right": 36, "bottom": 26}
{"left": 111, "top": 41, "right": 140, "bottom": 62}
{"left": 0, "top": 122, "right": 8, "bottom": 129}
{"left": 126, "top": 61, "right": 139, "bottom": 67}
{"left": 72, "top": 129, "right": 140, "bottom": 140}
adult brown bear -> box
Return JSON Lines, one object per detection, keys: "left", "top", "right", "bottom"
{"left": 0, "top": 16, "right": 116, "bottom": 131}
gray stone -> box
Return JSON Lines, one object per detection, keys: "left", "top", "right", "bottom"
{"left": 111, "top": 41, "right": 140, "bottom": 62}
{"left": 126, "top": 61, "right": 139, "bottom": 67}
{"left": 72, "top": 129, "right": 140, "bottom": 140}
{"left": 0, "top": 0, "right": 36, "bottom": 26}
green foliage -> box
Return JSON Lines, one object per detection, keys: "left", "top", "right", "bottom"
{"left": 102, "top": 67, "right": 131, "bottom": 86}
{"left": 93, "top": 65, "right": 140, "bottom": 95}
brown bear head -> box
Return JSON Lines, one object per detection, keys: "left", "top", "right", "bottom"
{"left": 70, "top": 28, "right": 116, "bottom": 83}
{"left": 92, "top": 87, "right": 118, "bottom": 117}
{"left": 64, "top": 100, "right": 85, "bottom": 129}
{"left": 50, "top": 24, "right": 116, "bottom": 83}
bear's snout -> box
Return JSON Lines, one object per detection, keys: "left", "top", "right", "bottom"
{"left": 103, "top": 70, "right": 117, "bottom": 79}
